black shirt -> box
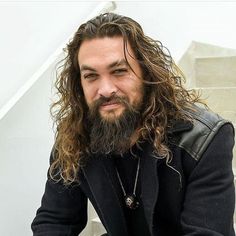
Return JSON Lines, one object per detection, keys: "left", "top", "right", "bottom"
{"left": 113, "top": 145, "right": 151, "bottom": 236}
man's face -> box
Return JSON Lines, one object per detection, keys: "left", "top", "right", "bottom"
{"left": 78, "top": 36, "right": 144, "bottom": 121}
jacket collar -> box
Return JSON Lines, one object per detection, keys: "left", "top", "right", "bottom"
{"left": 168, "top": 119, "right": 193, "bottom": 134}
{"left": 139, "top": 142, "right": 160, "bottom": 235}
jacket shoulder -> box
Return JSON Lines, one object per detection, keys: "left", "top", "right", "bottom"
{"left": 171, "top": 105, "right": 233, "bottom": 161}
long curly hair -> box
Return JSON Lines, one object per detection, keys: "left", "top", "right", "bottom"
{"left": 50, "top": 12, "right": 203, "bottom": 184}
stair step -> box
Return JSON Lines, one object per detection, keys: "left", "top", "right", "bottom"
{"left": 194, "top": 56, "right": 236, "bottom": 87}
{"left": 178, "top": 41, "right": 236, "bottom": 88}
{"left": 195, "top": 87, "right": 236, "bottom": 123}
{"left": 186, "top": 41, "right": 236, "bottom": 58}
{"left": 91, "top": 217, "right": 106, "bottom": 236}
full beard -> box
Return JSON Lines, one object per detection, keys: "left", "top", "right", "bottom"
{"left": 87, "top": 95, "right": 142, "bottom": 156}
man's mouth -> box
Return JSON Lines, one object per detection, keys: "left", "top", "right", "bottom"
{"left": 102, "top": 100, "right": 119, "bottom": 105}
{"left": 100, "top": 101, "right": 122, "bottom": 110}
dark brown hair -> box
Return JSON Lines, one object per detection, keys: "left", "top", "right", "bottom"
{"left": 50, "top": 12, "right": 203, "bottom": 184}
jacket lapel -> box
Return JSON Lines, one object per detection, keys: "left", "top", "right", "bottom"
{"left": 140, "top": 143, "right": 160, "bottom": 235}
{"left": 82, "top": 157, "right": 129, "bottom": 236}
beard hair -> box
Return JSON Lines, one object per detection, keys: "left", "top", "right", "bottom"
{"left": 87, "top": 95, "right": 142, "bottom": 156}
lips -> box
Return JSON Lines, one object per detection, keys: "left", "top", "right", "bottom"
{"left": 101, "top": 101, "right": 120, "bottom": 106}
{"left": 100, "top": 101, "right": 122, "bottom": 110}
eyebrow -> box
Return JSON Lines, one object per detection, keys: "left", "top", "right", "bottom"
{"left": 80, "top": 59, "right": 128, "bottom": 72}
{"left": 108, "top": 59, "right": 128, "bottom": 69}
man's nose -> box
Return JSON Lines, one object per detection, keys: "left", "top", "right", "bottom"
{"left": 97, "top": 77, "right": 118, "bottom": 98}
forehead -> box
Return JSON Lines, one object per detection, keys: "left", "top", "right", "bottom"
{"left": 78, "top": 37, "right": 136, "bottom": 69}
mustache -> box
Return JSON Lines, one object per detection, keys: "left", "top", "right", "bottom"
{"left": 90, "top": 94, "right": 130, "bottom": 110}
{"left": 87, "top": 94, "right": 141, "bottom": 126}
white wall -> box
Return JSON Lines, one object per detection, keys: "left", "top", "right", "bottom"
{"left": 0, "top": 2, "right": 97, "bottom": 111}
{"left": 115, "top": 1, "right": 236, "bottom": 61}
{"left": 0, "top": 62, "right": 55, "bottom": 236}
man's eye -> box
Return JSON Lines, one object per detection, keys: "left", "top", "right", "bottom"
{"left": 84, "top": 74, "right": 98, "bottom": 80}
{"left": 113, "top": 68, "right": 128, "bottom": 75}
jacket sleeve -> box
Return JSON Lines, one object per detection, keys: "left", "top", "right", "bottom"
{"left": 31, "top": 153, "right": 88, "bottom": 236}
{"left": 181, "top": 123, "right": 235, "bottom": 235}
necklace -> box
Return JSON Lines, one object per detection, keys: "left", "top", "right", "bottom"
{"left": 115, "top": 157, "right": 140, "bottom": 210}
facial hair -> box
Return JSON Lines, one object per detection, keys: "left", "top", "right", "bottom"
{"left": 87, "top": 95, "right": 142, "bottom": 155}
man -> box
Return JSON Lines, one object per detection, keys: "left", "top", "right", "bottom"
{"left": 31, "top": 13, "right": 235, "bottom": 236}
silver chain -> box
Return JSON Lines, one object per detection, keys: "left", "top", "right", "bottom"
{"left": 115, "top": 157, "right": 140, "bottom": 197}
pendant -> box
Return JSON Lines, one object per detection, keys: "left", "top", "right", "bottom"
{"left": 124, "top": 194, "right": 139, "bottom": 210}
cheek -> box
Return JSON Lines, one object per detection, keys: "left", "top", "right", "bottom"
{"left": 81, "top": 84, "right": 95, "bottom": 105}
{"left": 83, "top": 92, "right": 89, "bottom": 105}
{"left": 128, "top": 82, "right": 144, "bottom": 103}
